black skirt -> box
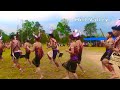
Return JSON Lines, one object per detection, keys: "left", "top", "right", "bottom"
{"left": 62, "top": 60, "right": 78, "bottom": 73}
{"left": 100, "top": 51, "right": 113, "bottom": 61}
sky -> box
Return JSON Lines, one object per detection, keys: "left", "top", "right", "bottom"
{"left": 0, "top": 11, "right": 120, "bottom": 35}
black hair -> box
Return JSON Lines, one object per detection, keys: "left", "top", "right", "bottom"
{"left": 26, "top": 39, "right": 30, "bottom": 42}
{"left": 35, "top": 37, "right": 40, "bottom": 42}
{"left": 112, "top": 25, "right": 120, "bottom": 31}
{"left": 49, "top": 34, "right": 54, "bottom": 38}
{"left": 108, "top": 32, "right": 115, "bottom": 37}
{"left": 69, "top": 34, "right": 76, "bottom": 40}
{"left": 75, "top": 36, "right": 81, "bottom": 40}
{"left": 10, "top": 35, "right": 15, "bottom": 40}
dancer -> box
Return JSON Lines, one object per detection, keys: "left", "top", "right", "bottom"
{"left": 8, "top": 34, "right": 23, "bottom": 72}
{"left": 101, "top": 32, "right": 118, "bottom": 79}
{"left": 62, "top": 34, "right": 79, "bottom": 79}
{"left": 27, "top": 31, "right": 44, "bottom": 79}
{"left": 109, "top": 19, "right": 120, "bottom": 78}
{"left": 47, "top": 40, "right": 53, "bottom": 64}
{"left": 74, "top": 30, "right": 85, "bottom": 74}
{"left": 47, "top": 33, "right": 60, "bottom": 70}
{"left": 24, "top": 39, "right": 32, "bottom": 65}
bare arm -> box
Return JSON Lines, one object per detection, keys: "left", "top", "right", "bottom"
{"left": 49, "top": 39, "right": 52, "bottom": 47}
{"left": 112, "top": 43, "right": 120, "bottom": 52}
{"left": 24, "top": 43, "right": 27, "bottom": 49}
{"left": 66, "top": 43, "right": 74, "bottom": 54}
{"left": 101, "top": 39, "right": 113, "bottom": 48}
{"left": 112, "top": 48, "right": 120, "bottom": 52}
{"left": 27, "top": 43, "right": 35, "bottom": 52}
{"left": 109, "top": 39, "right": 120, "bottom": 52}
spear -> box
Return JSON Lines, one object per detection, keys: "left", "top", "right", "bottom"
{"left": 99, "top": 28, "right": 105, "bottom": 37}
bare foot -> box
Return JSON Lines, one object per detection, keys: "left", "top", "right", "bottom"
{"left": 19, "top": 68, "right": 24, "bottom": 73}
{"left": 110, "top": 74, "right": 119, "bottom": 79}
{"left": 40, "top": 75, "right": 44, "bottom": 79}
{"left": 63, "top": 76, "right": 70, "bottom": 79}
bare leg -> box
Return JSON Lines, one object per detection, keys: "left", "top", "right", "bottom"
{"left": 1, "top": 57, "right": 3, "bottom": 61}
{"left": 53, "top": 59, "right": 60, "bottom": 70}
{"left": 1, "top": 58, "right": 4, "bottom": 61}
{"left": 101, "top": 62, "right": 107, "bottom": 72}
{"left": 102, "top": 59, "right": 112, "bottom": 72}
{"left": 102, "top": 59, "right": 118, "bottom": 79}
{"left": 47, "top": 54, "right": 53, "bottom": 64}
{"left": 108, "top": 65, "right": 119, "bottom": 79}
{"left": 36, "top": 67, "right": 44, "bottom": 79}
{"left": 11, "top": 56, "right": 16, "bottom": 68}
{"left": 27, "top": 59, "right": 31, "bottom": 65}
{"left": 78, "top": 64, "right": 85, "bottom": 73}
{"left": 73, "top": 73, "right": 78, "bottom": 79}
{"left": 0, "top": 56, "right": 3, "bottom": 61}
{"left": 24, "top": 59, "right": 28, "bottom": 65}
{"left": 14, "top": 60, "right": 23, "bottom": 73}
{"left": 12, "top": 59, "right": 17, "bottom": 67}
{"left": 58, "top": 57, "right": 62, "bottom": 66}
{"left": 63, "top": 70, "right": 70, "bottom": 79}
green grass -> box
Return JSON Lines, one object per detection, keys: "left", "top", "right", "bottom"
{"left": 0, "top": 46, "right": 111, "bottom": 79}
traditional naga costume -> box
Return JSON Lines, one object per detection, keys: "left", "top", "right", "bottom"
{"left": 110, "top": 35, "right": 120, "bottom": 67}
{"left": 110, "top": 20, "right": 120, "bottom": 67}
{"left": 100, "top": 32, "right": 115, "bottom": 62}
{"left": 32, "top": 32, "right": 44, "bottom": 67}
{"left": 62, "top": 31, "right": 79, "bottom": 73}
{"left": 24, "top": 39, "right": 31, "bottom": 60}
{"left": 10, "top": 33, "right": 23, "bottom": 60}
{"left": 48, "top": 30, "right": 63, "bottom": 60}
{"left": 32, "top": 46, "right": 44, "bottom": 67}
{"left": 49, "top": 35, "right": 59, "bottom": 60}
{"left": 74, "top": 29, "right": 83, "bottom": 64}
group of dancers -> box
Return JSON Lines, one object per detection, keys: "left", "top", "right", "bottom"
{"left": 0, "top": 19, "right": 120, "bottom": 79}
{"left": 100, "top": 19, "right": 120, "bottom": 79}
{"left": 0, "top": 29, "right": 85, "bottom": 79}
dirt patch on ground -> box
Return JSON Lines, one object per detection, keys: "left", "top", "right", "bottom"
{"left": 82, "top": 48, "right": 120, "bottom": 79}
{"left": 83, "top": 50, "right": 103, "bottom": 67}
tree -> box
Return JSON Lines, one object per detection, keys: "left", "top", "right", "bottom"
{"left": 80, "top": 34, "right": 86, "bottom": 42}
{"left": 57, "top": 19, "right": 71, "bottom": 34}
{"left": 95, "top": 33, "right": 103, "bottom": 37}
{"left": 53, "top": 30, "right": 60, "bottom": 42}
{"left": 40, "top": 29, "right": 48, "bottom": 43}
{"left": 56, "top": 19, "right": 71, "bottom": 43}
{"left": 17, "top": 20, "right": 48, "bottom": 43}
{"left": 84, "top": 22, "right": 97, "bottom": 37}
{"left": 17, "top": 29, "right": 23, "bottom": 43}
{"left": 84, "top": 22, "right": 97, "bottom": 43}
{"left": 9, "top": 32, "right": 16, "bottom": 36}
{"left": 2, "top": 33, "right": 10, "bottom": 42}
{"left": 0, "top": 29, "right": 10, "bottom": 42}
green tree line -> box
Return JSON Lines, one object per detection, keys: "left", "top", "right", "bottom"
{"left": 0, "top": 19, "right": 102, "bottom": 43}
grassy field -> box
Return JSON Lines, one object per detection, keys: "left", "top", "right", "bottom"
{"left": 0, "top": 45, "right": 113, "bottom": 79}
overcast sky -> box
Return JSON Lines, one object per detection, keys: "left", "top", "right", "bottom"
{"left": 0, "top": 11, "right": 120, "bottom": 35}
